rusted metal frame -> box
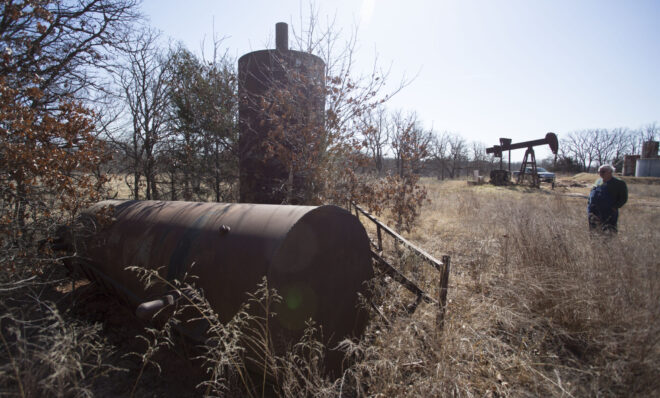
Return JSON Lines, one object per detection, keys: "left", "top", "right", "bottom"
{"left": 486, "top": 133, "right": 558, "bottom": 154}
{"left": 371, "top": 250, "right": 436, "bottom": 307}
{"left": 406, "top": 292, "right": 425, "bottom": 314}
{"left": 367, "top": 237, "right": 381, "bottom": 252}
{"left": 376, "top": 225, "right": 383, "bottom": 252}
{"left": 352, "top": 202, "right": 451, "bottom": 318}
{"left": 517, "top": 147, "right": 540, "bottom": 187}
{"left": 351, "top": 202, "right": 444, "bottom": 272}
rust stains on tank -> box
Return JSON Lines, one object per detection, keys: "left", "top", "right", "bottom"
{"left": 238, "top": 23, "right": 326, "bottom": 204}
{"left": 73, "top": 200, "right": 373, "bottom": 374}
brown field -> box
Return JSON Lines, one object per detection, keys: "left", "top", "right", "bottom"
{"left": 312, "top": 173, "right": 658, "bottom": 397}
{"left": 372, "top": 174, "right": 659, "bottom": 396}
{"left": 385, "top": 174, "right": 660, "bottom": 396}
{"left": 2, "top": 173, "right": 658, "bottom": 397}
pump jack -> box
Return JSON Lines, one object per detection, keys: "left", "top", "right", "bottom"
{"left": 486, "top": 133, "right": 559, "bottom": 187}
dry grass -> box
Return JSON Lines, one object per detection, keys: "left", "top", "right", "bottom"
{"left": 104, "top": 174, "right": 238, "bottom": 202}
{"left": 3, "top": 175, "right": 658, "bottom": 397}
{"left": 0, "top": 270, "right": 121, "bottom": 398}
{"left": 355, "top": 177, "right": 660, "bottom": 397}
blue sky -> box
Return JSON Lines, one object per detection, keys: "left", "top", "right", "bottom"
{"left": 141, "top": 0, "right": 659, "bottom": 160}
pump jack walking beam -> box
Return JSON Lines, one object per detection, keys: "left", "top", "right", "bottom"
{"left": 486, "top": 133, "right": 559, "bottom": 156}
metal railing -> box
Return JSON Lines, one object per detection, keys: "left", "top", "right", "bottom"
{"left": 349, "top": 202, "right": 451, "bottom": 327}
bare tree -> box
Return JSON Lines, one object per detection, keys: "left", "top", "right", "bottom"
{"left": 374, "top": 110, "right": 430, "bottom": 232}
{"left": 116, "top": 30, "right": 172, "bottom": 200}
{"left": 469, "top": 141, "right": 493, "bottom": 175}
{"left": 562, "top": 131, "right": 592, "bottom": 171}
{"left": 0, "top": 0, "right": 140, "bottom": 106}
{"left": 429, "top": 131, "right": 450, "bottom": 179}
{"left": 0, "top": 0, "right": 140, "bottom": 246}
{"left": 642, "top": 122, "right": 659, "bottom": 142}
{"left": 0, "top": 3, "right": 141, "bottom": 393}
{"left": 168, "top": 43, "right": 238, "bottom": 202}
{"left": 167, "top": 47, "right": 208, "bottom": 200}
{"left": 360, "top": 105, "right": 390, "bottom": 174}
{"left": 200, "top": 55, "right": 239, "bottom": 202}
{"left": 610, "top": 127, "right": 634, "bottom": 168}
{"left": 591, "top": 129, "right": 617, "bottom": 167}
{"left": 562, "top": 127, "right": 643, "bottom": 171}
{"left": 446, "top": 134, "right": 468, "bottom": 179}
{"left": 390, "top": 111, "right": 431, "bottom": 177}
{"left": 633, "top": 123, "right": 660, "bottom": 156}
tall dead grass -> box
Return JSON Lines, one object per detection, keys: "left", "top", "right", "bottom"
{"left": 362, "top": 180, "right": 660, "bottom": 397}
{"left": 152, "top": 178, "right": 658, "bottom": 396}
{"left": 0, "top": 270, "right": 120, "bottom": 397}
{"left": 4, "top": 177, "right": 657, "bottom": 397}
{"left": 84, "top": 179, "right": 660, "bottom": 396}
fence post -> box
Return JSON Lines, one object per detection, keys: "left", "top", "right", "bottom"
{"left": 437, "top": 255, "right": 451, "bottom": 333}
{"left": 377, "top": 225, "right": 383, "bottom": 251}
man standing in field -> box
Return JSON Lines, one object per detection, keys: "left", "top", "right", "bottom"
{"left": 588, "top": 164, "right": 628, "bottom": 233}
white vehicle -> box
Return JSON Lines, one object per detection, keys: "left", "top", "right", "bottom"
{"left": 512, "top": 167, "right": 556, "bottom": 183}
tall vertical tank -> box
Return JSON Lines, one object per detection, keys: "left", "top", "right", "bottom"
{"left": 641, "top": 141, "right": 659, "bottom": 159}
{"left": 635, "top": 159, "right": 660, "bottom": 177}
{"left": 238, "top": 23, "right": 326, "bottom": 204}
{"left": 635, "top": 141, "right": 660, "bottom": 177}
{"left": 623, "top": 155, "right": 640, "bottom": 176}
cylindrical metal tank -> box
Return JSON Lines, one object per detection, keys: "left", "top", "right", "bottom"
{"left": 72, "top": 200, "right": 372, "bottom": 373}
{"left": 623, "top": 155, "right": 640, "bottom": 176}
{"left": 641, "top": 141, "right": 659, "bottom": 159}
{"left": 635, "top": 158, "right": 660, "bottom": 177}
{"left": 238, "top": 23, "right": 326, "bottom": 204}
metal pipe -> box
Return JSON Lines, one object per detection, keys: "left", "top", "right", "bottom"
{"left": 276, "top": 22, "right": 288, "bottom": 52}
{"left": 136, "top": 294, "right": 176, "bottom": 320}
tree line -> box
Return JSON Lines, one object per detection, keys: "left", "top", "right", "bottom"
{"left": 556, "top": 125, "right": 659, "bottom": 173}
{"left": 2, "top": 0, "right": 658, "bottom": 258}
{"left": 1, "top": 2, "right": 658, "bottom": 394}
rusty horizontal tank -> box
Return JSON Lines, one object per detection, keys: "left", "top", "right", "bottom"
{"left": 68, "top": 200, "right": 373, "bottom": 373}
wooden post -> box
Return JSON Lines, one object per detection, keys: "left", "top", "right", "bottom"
{"left": 437, "top": 255, "right": 451, "bottom": 333}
